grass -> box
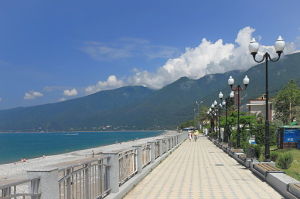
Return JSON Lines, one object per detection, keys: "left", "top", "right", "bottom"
{"left": 271, "top": 146, "right": 300, "bottom": 181}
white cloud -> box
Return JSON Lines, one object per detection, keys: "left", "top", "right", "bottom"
{"left": 63, "top": 88, "right": 78, "bottom": 96}
{"left": 81, "top": 42, "right": 132, "bottom": 60}
{"left": 81, "top": 38, "right": 179, "bottom": 61}
{"left": 84, "top": 26, "right": 298, "bottom": 93}
{"left": 24, "top": 91, "right": 43, "bottom": 100}
{"left": 126, "top": 27, "right": 296, "bottom": 89}
{"left": 85, "top": 75, "right": 125, "bottom": 94}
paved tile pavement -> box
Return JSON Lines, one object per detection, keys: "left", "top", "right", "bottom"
{"left": 124, "top": 136, "right": 283, "bottom": 199}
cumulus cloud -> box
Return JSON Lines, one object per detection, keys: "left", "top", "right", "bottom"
{"left": 81, "top": 38, "right": 179, "bottom": 61}
{"left": 126, "top": 27, "right": 296, "bottom": 89}
{"left": 63, "top": 88, "right": 78, "bottom": 96}
{"left": 85, "top": 75, "right": 125, "bottom": 94}
{"left": 24, "top": 91, "right": 43, "bottom": 100}
{"left": 84, "top": 26, "right": 297, "bottom": 92}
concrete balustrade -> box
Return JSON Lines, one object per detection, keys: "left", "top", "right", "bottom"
{"left": 103, "top": 132, "right": 187, "bottom": 199}
{"left": 0, "top": 131, "right": 187, "bottom": 199}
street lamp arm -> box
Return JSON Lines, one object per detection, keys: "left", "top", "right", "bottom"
{"left": 269, "top": 52, "right": 282, "bottom": 63}
{"left": 253, "top": 52, "right": 282, "bottom": 63}
{"left": 252, "top": 53, "right": 266, "bottom": 63}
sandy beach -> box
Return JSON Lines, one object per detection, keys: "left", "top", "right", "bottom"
{"left": 0, "top": 130, "right": 177, "bottom": 181}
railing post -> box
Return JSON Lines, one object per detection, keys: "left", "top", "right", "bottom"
{"left": 31, "top": 178, "right": 40, "bottom": 199}
{"left": 149, "top": 142, "right": 155, "bottom": 163}
{"left": 1, "top": 187, "right": 11, "bottom": 197}
{"left": 85, "top": 163, "right": 91, "bottom": 199}
{"left": 66, "top": 168, "right": 71, "bottom": 199}
{"left": 172, "top": 137, "right": 175, "bottom": 148}
{"left": 158, "top": 139, "right": 163, "bottom": 156}
{"left": 103, "top": 152, "right": 119, "bottom": 193}
{"left": 102, "top": 158, "right": 109, "bottom": 193}
{"left": 134, "top": 145, "right": 143, "bottom": 173}
{"left": 27, "top": 168, "right": 59, "bottom": 199}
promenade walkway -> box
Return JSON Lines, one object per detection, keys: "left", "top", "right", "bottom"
{"left": 124, "top": 136, "right": 283, "bottom": 199}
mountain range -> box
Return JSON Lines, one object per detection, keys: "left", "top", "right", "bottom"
{"left": 1, "top": 52, "right": 300, "bottom": 131}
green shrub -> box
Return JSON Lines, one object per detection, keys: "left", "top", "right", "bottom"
{"left": 270, "top": 151, "right": 279, "bottom": 162}
{"left": 241, "top": 142, "right": 250, "bottom": 151}
{"left": 276, "top": 152, "right": 293, "bottom": 169}
{"left": 253, "top": 145, "right": 262, "bottom": 159}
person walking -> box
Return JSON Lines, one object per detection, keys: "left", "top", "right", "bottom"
{"left": 194, "top": 130, "right": 199, "bottom": 142}
{"left": 188, "top": 131, "right": 193, "bottom": 142}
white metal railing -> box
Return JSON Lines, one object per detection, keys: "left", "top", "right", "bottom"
{"left": 58, "top": 158, "right": 110, "bottom": 199}
{"left": 0, "top": 177, "right": 40, "bottom": 199}
{"left": 118, "top": 149, "right": 137, "bottom": 185}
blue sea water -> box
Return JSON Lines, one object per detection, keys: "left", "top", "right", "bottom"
{"left": 0, "top": 131, "right": 162, "bottom": 164}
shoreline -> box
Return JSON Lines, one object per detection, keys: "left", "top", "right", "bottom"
{"left": 0, "top": 130, "right": 167, "bottom": 164}
{"left": 0, "top": 129, "right": 167, "bottom": 133}
{"left": 0, "top": 130, "right": 177, "bottom": 179}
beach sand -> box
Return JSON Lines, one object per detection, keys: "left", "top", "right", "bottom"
{"left": 0, "top": 130, "right": 177, "bottom": 180}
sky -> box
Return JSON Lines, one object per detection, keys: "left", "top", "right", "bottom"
{"left": 0, "top": 0, "right": 300, "bottom": 109}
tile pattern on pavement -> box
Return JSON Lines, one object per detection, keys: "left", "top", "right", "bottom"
{"left": 124, "top": 136, "right": 283, "bottom": 199}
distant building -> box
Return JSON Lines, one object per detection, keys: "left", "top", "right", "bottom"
{"left": 246, "top": 95, "right": 274, "bottom": 121}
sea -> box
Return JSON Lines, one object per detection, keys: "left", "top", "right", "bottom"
{"left": 0, "top": 131, "right": 163, "bottom": 164}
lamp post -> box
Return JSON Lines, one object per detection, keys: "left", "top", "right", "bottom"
{"left": 210, "top": 102, "right": 218, "bottom": 136}
{"left": 213, "top": 100, "right": 219, "bottom": 139}
{"left": 218, "top": 103, "right": 223, "bottom": 142}
{"left": 218, "top": 92, "right": 224, "bottom": 142}
{"left": 221, "top": 91, "right": 234, "bottom": 143}
{"left": 249, "top": 36, "right": 285, "bottom": 161}
{"left": 207, "top": 107, "right": 215, "bottom": 135}
{"left": 228, "top": 75, "right": 250, "bottom": 148}
{"left": 211, "top": 104, "right": 215, "bottom": 134}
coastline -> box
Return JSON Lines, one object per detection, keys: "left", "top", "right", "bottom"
{"left": 0, "top": 130, "right": 166, "bottom": 164}
{"left": 0, "top": 129, "right": 167, "bottom": 133}
{"left": 0, "top": 130, "right": 177, "bottom": 180}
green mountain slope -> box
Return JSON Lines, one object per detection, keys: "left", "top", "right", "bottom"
{"left": 0, "top": 86, "right": 154, "bottom": 131}
{"left": 0, "top": 53, "right": 299, "bottom": 131}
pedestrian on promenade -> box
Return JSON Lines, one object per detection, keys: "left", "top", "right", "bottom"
{"left": 194, "top": 130, "right": 199, "bottom": 142}
{"left": 188, "top": 131, "right": 193, "bottom": 142}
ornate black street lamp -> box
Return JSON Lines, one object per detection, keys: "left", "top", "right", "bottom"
{"left": 207, "top": 106, "right": 216, "bottom": 135}
{"left": 228, "top": 75, "right": 250, "bottom": 148}
{"left": 218, "top": 92, "right": 224, "bottom": 142}
{"left": 249, "top": 36, "right": 285, "bottom": 161}
{"left": 209, "top": 101, "right": 218, "bottom": 136}
{"left": 220, "top": 91, "right": 234, "bottom": 143}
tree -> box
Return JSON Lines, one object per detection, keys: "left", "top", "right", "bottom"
{"left": 220, "top": 112, "right": 257, "bottom": 144}
{"left": 274, "top": 80, "right": 300, "bottom": 124}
